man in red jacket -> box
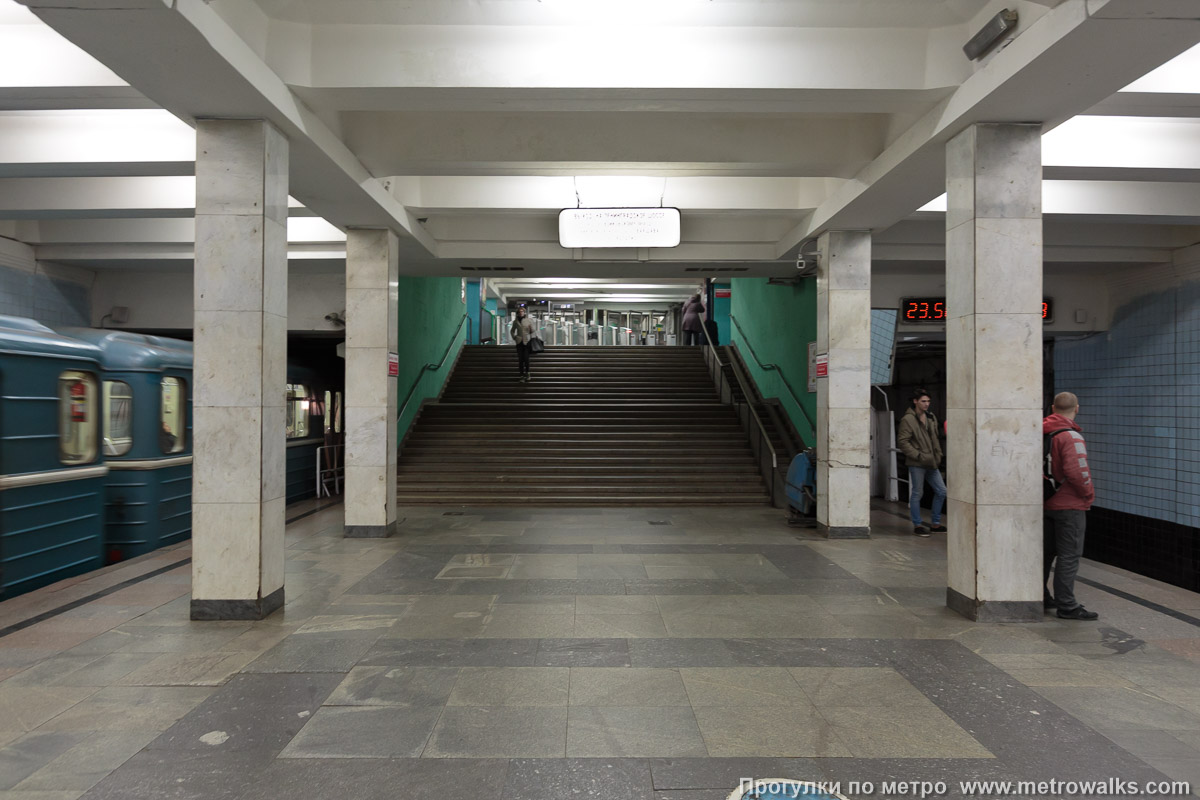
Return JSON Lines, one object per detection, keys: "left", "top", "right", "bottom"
{"left": 1043, "top": 391, "right": 1099, "bottom": 620}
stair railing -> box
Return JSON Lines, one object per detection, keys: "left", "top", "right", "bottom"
{"left": 397, "top": 314, "right": 469, "bottom": 435}
{"left": 728, "top": 314, "right": 816, "bottom": 443}
{"left": 700, "top": 319, "right": 784, "bottom": 507}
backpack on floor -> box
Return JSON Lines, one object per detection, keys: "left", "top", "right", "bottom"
{"left": 1043, "top": 428, "right": 1071, "bottom": 501}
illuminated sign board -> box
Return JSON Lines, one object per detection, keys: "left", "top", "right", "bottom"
{"left": 901, "top": 297, "right": 1053, "bottom": 323}
{"left": 558, "top": 208, "right": 681, "bottom": 249}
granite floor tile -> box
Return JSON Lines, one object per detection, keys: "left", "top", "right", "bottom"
{"left": 402, "top": 596, "right": 498, "bottom": 616}
{"left": 691, "top": 706, "right": 852, "bottom": 758}
{"left": 502, "top": 758, "right": 654, "bottom": 800}
{"left": 325, "top": 666, "right": 461, "bottom": 706}
{"left": 112, "top": 650, "right": 258, "bottom": 687}
{"left": 70, "top": 751, "right": 266, "bottom": 800}
{"left": 535, "top": 639, "right": 631, "bottom": 668}
{"left": 447, "top": 667, "right": 569, "bottom": 707}
{"left": 494, "top": 596, "right": 576, "bottom": 615}
{"left": 437, "top": 566, "right": 511, "bottom": 579}
{"left": 478, "top": 612, "right": 576, "bottom": 639}
{"left": 574, "top": 615, "right": 668, "bottom": 639}
{"left": 579, "top": 564, "right": 651, "bottom": 580}
{"left": 1034, "top": 686, "right": 1200, "bottom": 731}
{"left": 244, "top": 758, "right": 510, "bottom": 800}
{"left": 819, "top": 706, "right": 993, "bottom": 759}
{"left": 12, "top": 731, "right": 156, "bottom": 792}
{"left": 0, "top": 686, "right": 96, "bottom": 731}
{"left": 359, "top": 638, "right": 539, "bottom": 667}
{"left": 425, "top": 707, "right": 567, "bottom": 758}
{"left": 278, "top": 706, "right": 441, "bottom": 758}
{"left": 680, "top": 668, "right": 810, "bottom": 707}
{"left": 567, "top": 707, "right": 706, "bottom": 758}
{"left": 647, "top": 757, "right": 823, "bottom": 790}
{"left": 385, "top": 615, "right": 490, "bottom": 639}
{"left": 788, "top": 668, "right": 932, "bottom": 707}
{"left": 1098, "top": 729, "right": 1200, "bottom": 761}
{"left": 291, "top": 615, "right": 400, "bottom": 636}
{"left": 569, "top": 668, "right": 690, "bottom": 707}
{"left": 242, "top": 636, "right": 375, "bottom": 673}
{"left": 576, "top": 596, "right": 660, "bottom": 615}
{"left": 0, "top": 732, "right": 90, "bottom": 790}
{"left": 145, "top": 673, "right": 342, "bottom": 755}
{"left": 629, "top": 639, "right": 738, "bottom": 668}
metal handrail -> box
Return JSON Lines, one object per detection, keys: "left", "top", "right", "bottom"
{"left": 315, "top": 443, "right": 343, "bottom": 498}
{"left": 700, "top": 317, "right": 778, "bottom": 473}
{"left": 728, "top": 314, "right": 816, "bottom": 438}
{"left": 397, "top": 314, "right": 468, "bottom": 424}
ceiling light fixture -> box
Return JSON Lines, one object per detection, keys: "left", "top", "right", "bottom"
{"left": 963, "top": 8, "right": 1017, "bottom": 61}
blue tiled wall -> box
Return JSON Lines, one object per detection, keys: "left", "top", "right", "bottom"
{"left": 1054, "top": 282, "right": 1200, "bottom": 528}
{"left": 0, "top": 265, "right": 90, "bottom": 326}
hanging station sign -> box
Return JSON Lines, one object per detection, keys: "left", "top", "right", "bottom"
{"left": 558, "top": 208, "right": 681, "bottom": 249}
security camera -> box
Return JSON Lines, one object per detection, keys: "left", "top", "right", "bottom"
{"left": 324, "top": 312, "right": 346, "bottom": 326}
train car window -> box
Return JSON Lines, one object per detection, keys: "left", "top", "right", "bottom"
{"left": 102, "top": 380, "right": 134, "bottom": 456}
{"left": 160, "top": 377, "right": 186, "bottom": 453}
{"left": 286, "top": 383, "right": 310, "bottom": 439}
{"left": 323, "top": 391, "right": 332, "bottom": 434}
{"left": 58, "top": 371, "right": 98, "bottom": 465}
{"left": 334, "top": 391, "right": 342, "bottom": 434}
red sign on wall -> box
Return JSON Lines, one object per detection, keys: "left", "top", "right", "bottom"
{"left": 714, "top": 289, "right": 731, "bottom": 298}
{"left": 388, "top": 352, "right": 399, "bottom": 377}
{"left": 815, "top": 353, "right": 829, "bottom": 378}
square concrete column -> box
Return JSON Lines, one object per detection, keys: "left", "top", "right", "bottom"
{"left": 344, "top": 229, "right": 399, "bottom": 538}
{"left": 815, "top": 230, "right": 872, "bottom": 538}
{"left": 191, "top": 120, "right": 288, "bottom": 620}
{"left": 945, "top": 123, "right": 1043, "bottom": 623}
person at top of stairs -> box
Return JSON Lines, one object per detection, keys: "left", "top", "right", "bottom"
{"left": 681, "top": 294, "right": 706, "bottom": 346}
{"left": 510, "top": 306, "right": 537, "bottom": 382}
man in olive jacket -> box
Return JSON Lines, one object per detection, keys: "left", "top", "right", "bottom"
{"left": 897, "top": 389, "right": 946, "bottom": 537}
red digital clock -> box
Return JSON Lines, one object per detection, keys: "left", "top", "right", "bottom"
{"left": 901, "top": 298, "right": 1053, "bottom": 323}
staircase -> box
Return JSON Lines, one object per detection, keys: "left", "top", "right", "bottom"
{"left": 396, "top": 345, "right": 771, "bottom": 505}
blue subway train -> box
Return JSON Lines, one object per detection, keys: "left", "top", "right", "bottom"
{"left": 0, "top": 316, "right": 343, "bottom": 600}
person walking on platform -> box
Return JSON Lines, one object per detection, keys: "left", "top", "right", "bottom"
{"left": 681, "top": 294, "right": 706, "bottom": 346}
{"left": 1043, "top": 391, "right": 1099, "bottom": 620}
{"left": 510, "top": 306, "right": 537, "bottom": 382}
{"left": 897, "top": 388, "right": 946, "bottom": 538}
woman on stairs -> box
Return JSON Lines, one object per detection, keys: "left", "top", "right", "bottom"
{"left": 510, "top": 306, "right": 537, "bottom": 382}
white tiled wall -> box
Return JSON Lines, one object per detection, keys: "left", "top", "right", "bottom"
{"left": 0, "top": 265, "right": 90, "bottom": 326}
{"left": 1054, "top": 282, "right": 1200, "bottom": 528}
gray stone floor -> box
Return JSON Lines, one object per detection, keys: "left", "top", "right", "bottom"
{"left": 0, "top": 500, "right": 1198, "bottom": 799}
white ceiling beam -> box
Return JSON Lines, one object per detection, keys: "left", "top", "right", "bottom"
{"left": 777, "top": 0, "right": 1200, "bottom": 255}
{"left": 873, "top": 242, "right": 1172, "bottom": 263}
{"left": 401, "top": 177, "right": 834, "bottom": 212}
{"left": 17, "top": 0, "right": 436, "bottom": 257}
{"left": 345, "top": 112, "right": 888, "bottom": 179}
{"left": 297, "top": 24, "right": 940, "bottom": 93}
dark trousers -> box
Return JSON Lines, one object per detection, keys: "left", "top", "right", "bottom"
{"left": 516, "top": 343, "right": 531, "bottom": 375}
{"left": 683, "top": 330, "right": 701, "bottom": 346}
{"left": 1043, "top": 509, "right": 1086, "bottom": 610}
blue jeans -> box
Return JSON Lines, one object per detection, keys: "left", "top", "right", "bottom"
{"left": 908, "top": 466, "right": 946, "bottom": 527}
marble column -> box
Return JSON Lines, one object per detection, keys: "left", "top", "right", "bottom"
{"left": 344, "top": 229, "right": 399, "bottom": 538}
{"left": 945, "top": 123, "right": 1043, "bottom": 623}
{"left": 815, "top": 230, "right": 872, "bottom": 538}
{"left": 191, "top": 120, "right": 288, "bottom": 620}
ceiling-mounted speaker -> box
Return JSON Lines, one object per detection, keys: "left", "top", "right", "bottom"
{"left": 963, "top": 8, "right": 1018, "bottom": 61}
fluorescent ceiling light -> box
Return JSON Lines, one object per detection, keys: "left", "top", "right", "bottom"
{"left": 573, "top": 176, "right": 668, "bottom": 208}
{"left": 917, "top": 194, "right": 947, "bottom": 212}
{"left": 1121, "top": 43, "right": 1200, "bottom": 94}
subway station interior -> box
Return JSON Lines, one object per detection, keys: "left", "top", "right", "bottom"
{"left": 1, "top": 1, "right": 1200, "bottom": 798}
